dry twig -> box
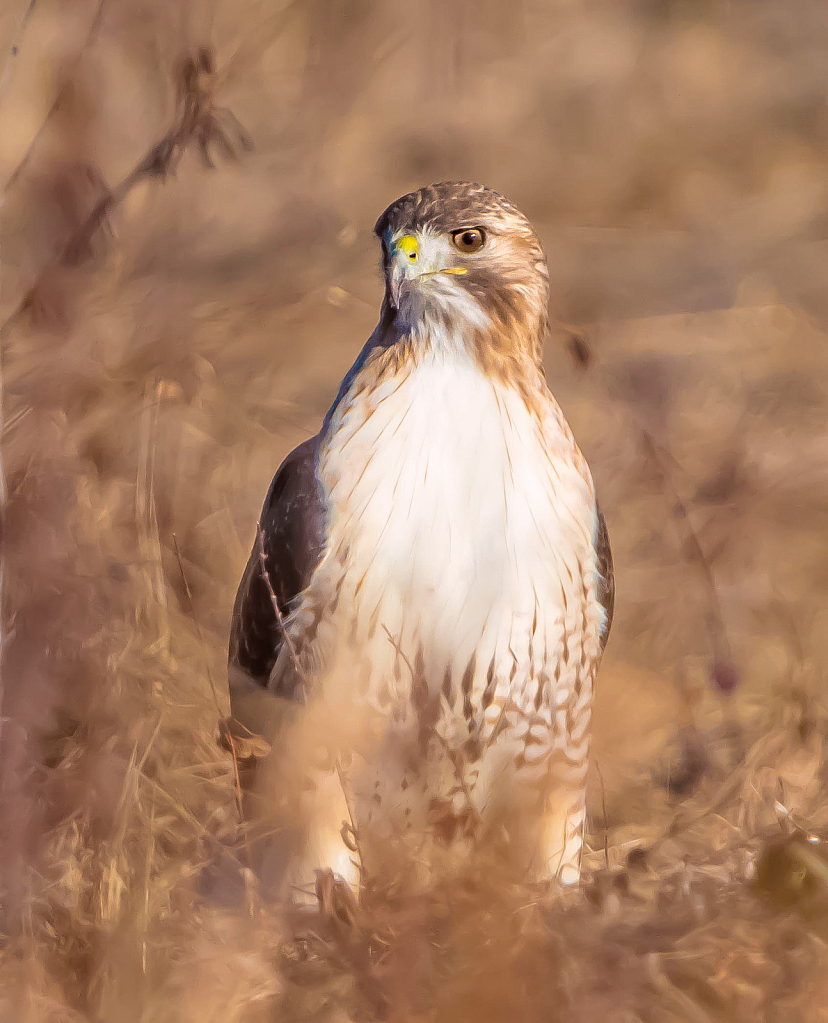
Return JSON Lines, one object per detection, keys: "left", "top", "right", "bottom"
{"left": 567, "top": 334, "right": 744, "bottom": 789}
{"left": 0, "top": 45, "right": 251, "bottom": 346}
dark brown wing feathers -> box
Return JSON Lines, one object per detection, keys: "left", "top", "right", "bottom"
{"left": 228, "top": 435, "right": 325, "bottom": 686}
{"left": 595, "top": 506, "right": 614, "bottom": 652}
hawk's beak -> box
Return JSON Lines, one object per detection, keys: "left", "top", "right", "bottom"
{"left": 388, "top": 233, "right": 467, "bottom": 309}
{"left": 389, "top": 234, "right": 419, "bottom": 307}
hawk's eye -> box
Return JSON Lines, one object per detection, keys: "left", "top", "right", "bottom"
{"left": 451, "top": 228, "right": 486, "bottom": 254}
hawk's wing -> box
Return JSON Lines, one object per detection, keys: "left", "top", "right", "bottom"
{"left": 227, "top": 436, "right": 613, "bottom": 732}
{"left": 595, "top": 506, "right": 614, "bottom": 652}
{"left": 228, "top": 435, "right": 325, "bottom": 703}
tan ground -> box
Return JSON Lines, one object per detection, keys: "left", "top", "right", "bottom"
{"left": 1, "top": 0, "right": 828, "bottom": 1019}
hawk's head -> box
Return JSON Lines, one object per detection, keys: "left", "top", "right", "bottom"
{"left": 375, "top": 182, "right": 549, "bottom": 369}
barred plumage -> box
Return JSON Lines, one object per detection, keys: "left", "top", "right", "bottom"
{"left": 229, "top": 182, "right": 613, "bottom": 899}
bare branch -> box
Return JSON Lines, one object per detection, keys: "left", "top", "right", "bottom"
{"left": 0, "top": 45, "right": 252, "bottom": 346}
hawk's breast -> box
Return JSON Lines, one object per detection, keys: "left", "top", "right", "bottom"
{"left": 291, "top": 351, "right": 605, "bottom": 757}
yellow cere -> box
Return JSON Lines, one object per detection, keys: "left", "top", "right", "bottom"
{"left": 396, "top": 235, "right": 419, "bottom": 261}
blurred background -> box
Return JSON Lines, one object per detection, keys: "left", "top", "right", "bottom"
{"left": 0, "top": 0, "right": 827, "bottom": 1019}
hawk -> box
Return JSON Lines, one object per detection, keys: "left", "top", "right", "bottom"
{"left": 229, "top": 181, "right": 613, "bottom": 900}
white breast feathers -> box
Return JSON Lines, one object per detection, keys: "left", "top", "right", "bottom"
{"left": 301, "top": 350, "right": 605, "bottom": 743}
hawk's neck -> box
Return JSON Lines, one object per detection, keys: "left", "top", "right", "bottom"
{"left": 305, "top": 338, "right": 601, "bottom": 733}
{"left": 324, "top": 303, "right": 548, "bottom": 433}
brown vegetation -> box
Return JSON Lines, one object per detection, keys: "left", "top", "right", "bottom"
{"left": 0, "top": 0, "right": 827, "bottom": 1019}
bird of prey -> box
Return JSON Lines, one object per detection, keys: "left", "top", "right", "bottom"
{"left": 228, "top": 181, "right": 613, "bottom": 900}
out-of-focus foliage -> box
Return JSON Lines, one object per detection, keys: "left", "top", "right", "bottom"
{"left": 0, "top": 0, "right": 827, "bottom": 1019}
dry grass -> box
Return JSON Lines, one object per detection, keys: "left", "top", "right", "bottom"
{"left": 0, "top": 0, "right": 827, "bottom": 1019}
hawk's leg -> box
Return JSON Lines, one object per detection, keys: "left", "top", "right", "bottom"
{"left": 287, "top": 765, "right": 360, "bottom": 907}
{"left": 534, "top": 676, "right": 595, "bottom": 885}
{"left": 535, "top": 765, "right": 588, "bottom": 885}
{"left": 239, "top": 688, "right": 362, "bottom": 908}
